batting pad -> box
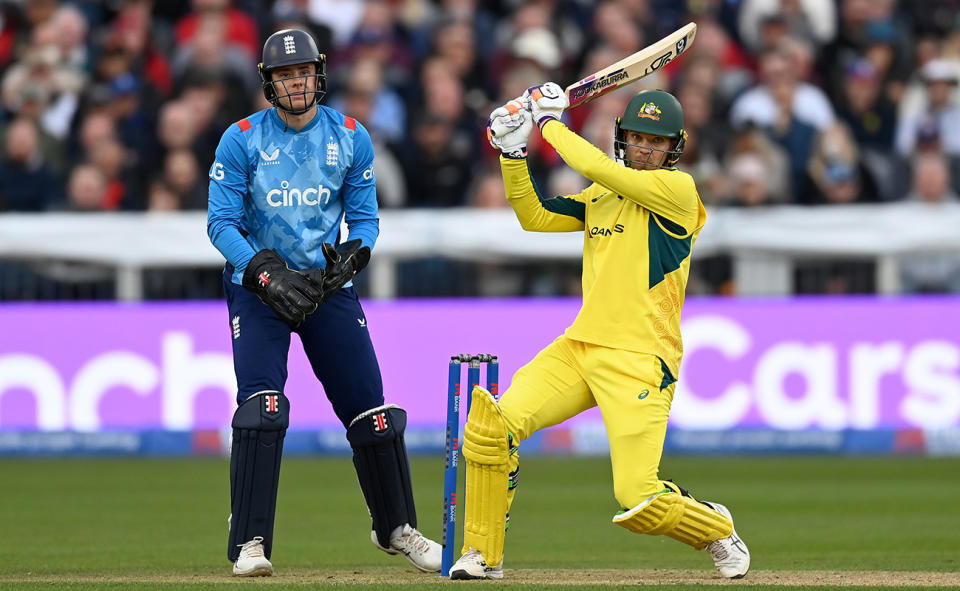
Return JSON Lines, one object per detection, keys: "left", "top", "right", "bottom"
{"left": 461, "top": 386, "right": 510, "bottom": 567}
{"left": 612, "top": 489, "right": 733, "bottom": 549}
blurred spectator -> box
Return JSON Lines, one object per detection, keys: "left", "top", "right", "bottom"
{"left": 89, "top": 138, "right": 133, "bottom": 210}
{"left": 726, "top": 153, "right": 774, "bottom": 207}
{"left": 156, "top": 99, "right": 199, "bottom": 154}
{"left": 467, "top": 167, "right": 508, "bottom": 208}
{"left": 761, "top": 52, "right": 819, "bottom": 201}
{"left": 45, "top": 4, "right": 90, "bottom": 72}
{"left": 738, "top": 0, "right": 837, "bottom": 54}
{"left": 329, "top": 58, "right": 405, "bottom": 143}
{"left": 104, "top": 0, "right": 173, "bottom": 99}
{"left": 730, "top": 42, "right": 835, "bottom": 131}
{"left": 904, "top": 153, "right": 958, "bottom": 203}
{"left": 725, "top": 124, "right": 792, "bottom": 203}
{"left": 65, "top": 164, "right": 108, "bottom": 211}
{"left": 0, "top": 118, "right": 63, "bottom": 211}
{"left": 895, "top": 59, "right": 960, "bottom": 157}
{"left": 329, "top": 0, "right": 413, "bottom": 94}
{"left": 75, "top": 109, "right": 118, "bottom": 161}
{"left": 162, "top": 148, "right": 205, "bottom": 209}
{"left": 175, "top": 0, "right": 259, "bottom": 59}
{"left": 301, "top": 0, "right": 365, "bottom": 48}
{"left": 399, "top": 111, "right": 474, "bottom": 207}
{"left": 546, "top": 166, "right": 589, "bottom": 200}
{"left": 147, "top": 178, "right": 182, "bottom": 211}
{"left": 899, "top": 153, "right": 960, "bottom": 293}
{"left": 171, "top": 12, "right": 258, "bottom": 97}
{"left": 675, "top": 79, "right": 733, "bottom": 204}
{"left": 836, "top": 58, "right": 896, "bottom": 151}
{"left": 178, "top": 70, "right": 237, "bottom": 158}
{"left": 1, "top": 44, "right": 85, "bottom": 140}
{"left": 803, "top": 122, "right": 879, "bottom": 205}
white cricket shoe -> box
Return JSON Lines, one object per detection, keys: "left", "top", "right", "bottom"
{"left": 450, "top": 547, "right": 504, "bottom": 580}
{"left": 370, "top": 524, "right": 442, "bottom": 572}
{"left": 232, "top": 536, "right": 273, "bottom": 577}
{"left": 703, "top": 502, "right": 750, "bottom": 579}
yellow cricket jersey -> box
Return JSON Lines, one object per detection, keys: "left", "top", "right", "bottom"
{"left": 500, "top": 120, "right": 707, "bottom": 378}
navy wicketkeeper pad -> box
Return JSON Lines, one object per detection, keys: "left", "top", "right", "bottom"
{"left": 227, "top": 391, "right": 289, "bottom": 562}
{"left": 346, "top": 404, "right": 417, "bottom": 548}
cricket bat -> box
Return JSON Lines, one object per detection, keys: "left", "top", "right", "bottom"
{"left": 562, "top": 22, "right": 697, "bottom": 109}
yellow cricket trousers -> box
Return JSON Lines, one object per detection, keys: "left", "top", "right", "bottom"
{"left": 499, "top": 334, "right": 677, "bottom": 509}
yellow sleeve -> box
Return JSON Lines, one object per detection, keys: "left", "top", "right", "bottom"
{"left": 541, "top": 120, "right": 702, "bottom": 233}
{"left": 499, "top": 155, "right": 586, "bottom": 233}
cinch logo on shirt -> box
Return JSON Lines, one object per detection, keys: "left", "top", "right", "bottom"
{"left": 266, "top": 180, "right": 332, "bottom": 207}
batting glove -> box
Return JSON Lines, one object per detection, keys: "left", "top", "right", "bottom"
{"left": 242, "top": 249, "right": 323, "bottom": 328}
{"left": 524, "top": 82, "right": 567, "bottom": 129}
{"left": 487, "top": 98, "right": 533, "bottom": 159}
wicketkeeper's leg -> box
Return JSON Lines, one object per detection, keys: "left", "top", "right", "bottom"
{"left": 346, "top": 404, "right": 418, "bottom": 547}
{"left": 227, "top": 391, "right": 289, "bottom": 562}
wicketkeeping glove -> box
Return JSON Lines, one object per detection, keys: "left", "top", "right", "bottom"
{"left": 242, "top": 249, "right": 324, "bottom": 328}
{"left": 524, "top": 82, "right": 568, "bottom": 129}
{"left": 304, "top": 239, "right": 371, "bottom": 304}
{"left": 487, "top": 98, "right": 533, "bottom": 159}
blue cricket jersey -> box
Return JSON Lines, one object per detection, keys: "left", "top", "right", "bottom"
{"left": 207, "top": 105, "right": 379, "bottom": 285}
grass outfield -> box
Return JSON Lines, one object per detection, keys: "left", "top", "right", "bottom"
{"left": 2, "top": 455, "right": 959, "bottom": 590}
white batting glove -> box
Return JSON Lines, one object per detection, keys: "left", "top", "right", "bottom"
{"left": 487, "top": 99, "right": 533, "bottom": 159}
{"left": 523, "top": 82, "right": 567, "bottom": 129}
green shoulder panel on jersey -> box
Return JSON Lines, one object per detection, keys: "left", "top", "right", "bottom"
{"left": 528, "top": 159, "right": 585, "bottom": 222}
{"left": 648, "top": 213, "right": 692, "bottom": 289}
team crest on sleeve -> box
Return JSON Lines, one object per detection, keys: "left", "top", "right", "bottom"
{"left": 264, "top": 394, "right": 280, "bottom": 413}
{"left": 372, "top": 412, "right": 388, "bottom": 432}
{"left": 637, "top": 102, "right": 662, "bottom": 120}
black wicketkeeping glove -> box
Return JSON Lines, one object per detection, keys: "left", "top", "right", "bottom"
{"left": 242, "top": 249, "right": 324, "bottom": 328}
{"left": 304, "top": 239, "right": 371, "bottom": 304}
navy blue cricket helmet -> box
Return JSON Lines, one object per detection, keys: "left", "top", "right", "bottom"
{"left": 258, "top": 29, "right": 326, "bottom": 114}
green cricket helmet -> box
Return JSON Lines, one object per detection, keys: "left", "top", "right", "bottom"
{"left": 614, "top": 89, "right": 687, "bottom": 168}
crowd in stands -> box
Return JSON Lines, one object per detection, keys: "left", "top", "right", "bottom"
{"left": 0, "top": 0, "right": 958, "bottom": 295}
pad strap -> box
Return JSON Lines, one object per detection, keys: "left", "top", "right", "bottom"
{"left": 346, "top": 404, "right": 417, "bottom": 548}
{"left": 227, "top": 391, "right": 289, "bottom": 561}
{"left": 461, "top": 386, "right": 510, "bottom": 567}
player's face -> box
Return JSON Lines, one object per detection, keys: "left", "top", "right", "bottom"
{"left": 271, "top": 63, "right": 318, "bottom": 111}
{"left": 623, "top": 131, "right": 669, "bottom": 170}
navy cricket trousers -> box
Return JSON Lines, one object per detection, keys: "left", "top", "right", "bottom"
{"left": 223, "top": 268, "right": 384, "bottom": 428}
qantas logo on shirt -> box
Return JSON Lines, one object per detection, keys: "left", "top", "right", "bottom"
{"left": 266, "top": 180, "right": 332, "bottom": 207}
{"left": 590, "top": 224, "right": 624, "bottom": 236}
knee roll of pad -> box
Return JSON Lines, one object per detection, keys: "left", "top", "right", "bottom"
{"left": 612, "top": 487, "right": 733, "bottom": 550}
{"left": 228, "top": 391, "right": 290, "bottom": 562}
{"left": 346, "top": 404, "right": 417, "bottom": 548}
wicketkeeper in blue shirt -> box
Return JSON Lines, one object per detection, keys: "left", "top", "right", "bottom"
{"left": 207, "top": 28, "right": 440, "bottom": 577}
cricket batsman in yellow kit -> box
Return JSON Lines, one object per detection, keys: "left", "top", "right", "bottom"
{"left": 449, "top": 84, "right": 750, "bottom": 580}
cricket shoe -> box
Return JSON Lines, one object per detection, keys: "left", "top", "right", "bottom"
{"left": 233, "top": 536, "right": 273, "bottom": 577}
{"left": 450, "top": 548, "right": 504, "bottom": 580}
{"left": 371, "top": 524, "right": 442, "bottom": 572}
{"left": 703, "top": 502, "right": 750, "bottom": 579}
